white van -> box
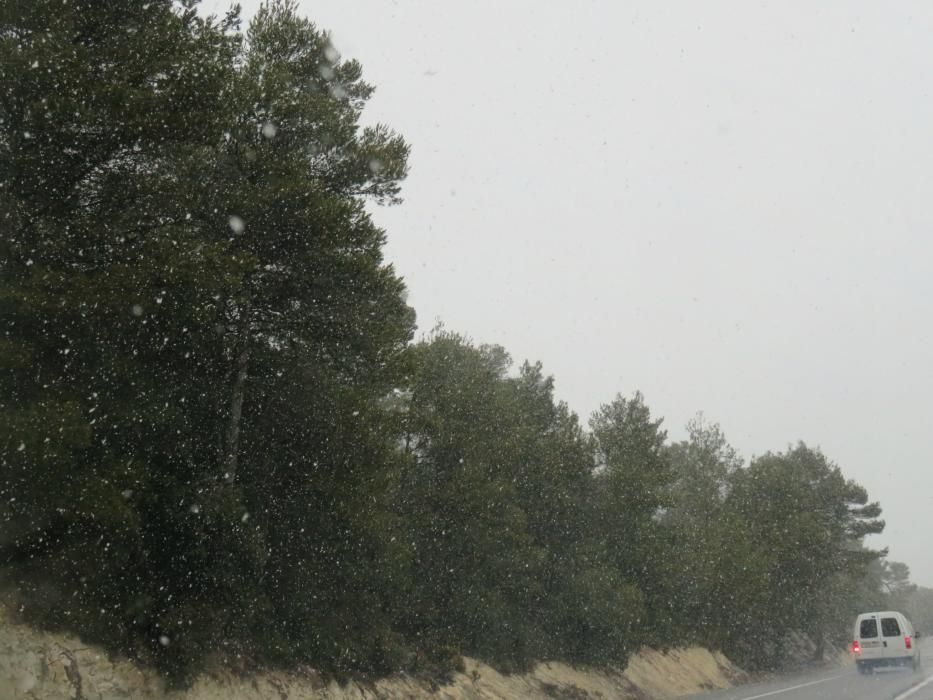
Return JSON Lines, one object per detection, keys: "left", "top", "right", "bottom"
{"left": 853, "top": 611, "right": 920, "bottom": 673}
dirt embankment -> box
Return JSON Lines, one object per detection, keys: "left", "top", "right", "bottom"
{"left": 0, "top": 602, "right": 747, "bottom": 700}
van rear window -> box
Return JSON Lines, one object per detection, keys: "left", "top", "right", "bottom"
{"left": 860, "top": 618, "right": 878, "bottom": 638}
{"left": 882, "top": 618, "right": 901, "bottom": 637}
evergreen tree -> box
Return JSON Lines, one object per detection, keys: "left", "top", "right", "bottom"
{"left": 659, "top": 415, "right": 743, "bottom": 644}
{"left": 1, "top": 0, "right": 244, "bottom": 671}
{"left": 721, "top": 443, "right": 884, "bottom": 667}
{"left": 1, "top": 0, "right": 414, "bottom": 678}
{"left": 589, "top": 391, "right": 671, "bottom": 645}
{"left": 399, "top": 332, "right": 641, "bottom": 669}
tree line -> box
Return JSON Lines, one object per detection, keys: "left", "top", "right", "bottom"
{"left": 0, "top": 0, "right": 919, "bottom": 684}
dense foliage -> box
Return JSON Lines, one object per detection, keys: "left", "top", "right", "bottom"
{"left": 1, "top": 0, "right": 922, "bottom": 683}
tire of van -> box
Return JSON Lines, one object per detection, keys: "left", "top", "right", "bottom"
{"left": 913, "top": 656, "right": 921, "bottom": 672}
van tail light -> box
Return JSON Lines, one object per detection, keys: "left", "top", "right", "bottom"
{"left": 853, "top": 640, "right": 862, "bottom": 655}
{"left": 906, "top": 636, "right": 912, "bottom": 650}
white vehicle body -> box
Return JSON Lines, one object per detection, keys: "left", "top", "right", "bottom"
{"left": 853, "top": 610, "right": 920, "bottom": 673}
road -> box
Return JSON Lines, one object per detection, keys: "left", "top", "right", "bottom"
{"left": 686, "top": 639, "right": 933, "bottom": 700}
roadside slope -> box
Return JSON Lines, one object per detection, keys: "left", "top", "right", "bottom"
{"left": 0, "top": 602, "right": 745, "bottom": 700}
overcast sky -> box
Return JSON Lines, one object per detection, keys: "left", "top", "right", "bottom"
{"left": 206, "top": 0, "right": 933, "bottom": 584}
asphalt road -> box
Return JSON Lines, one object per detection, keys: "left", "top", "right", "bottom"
{"left": 686, "top": 639, "right": 933, "bottom": 700}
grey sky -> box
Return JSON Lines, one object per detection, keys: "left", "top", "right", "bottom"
{"left": 206, "top": 1, "right": 933, "bottom": 584}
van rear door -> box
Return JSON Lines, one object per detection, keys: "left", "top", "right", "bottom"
{"left": 858, "top": 616, "right": 884, "bottom": 660}
{"left": 881, "top": 615, "right": 906, "bottom": 658}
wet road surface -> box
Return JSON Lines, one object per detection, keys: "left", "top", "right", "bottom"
{"left": 687, "top": 640, "right": 933, "bottom": 700}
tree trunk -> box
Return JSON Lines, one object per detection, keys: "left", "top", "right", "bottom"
{"left": 223, "top": 310, "right": 251, "bottom": 484}
{"left": 813, "top": 633, "right": 825, "bottom": 662}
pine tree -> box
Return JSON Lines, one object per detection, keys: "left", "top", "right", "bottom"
{"left": 2, "top": 0, "right": 415, "bottom": 678}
